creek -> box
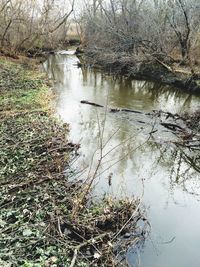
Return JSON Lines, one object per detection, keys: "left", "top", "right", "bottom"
{"left": 43, "top": 51, "right": 200, "bottom": 267}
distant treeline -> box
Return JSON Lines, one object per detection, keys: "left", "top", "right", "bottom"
{"left": 1, "top": 0, "right": 200, "bottom": 65}
{"left": 79, "top": 0, "right": 200, "bottom": 65}
{"left": 0, "top": 0, "right": 75, "bottom": 54}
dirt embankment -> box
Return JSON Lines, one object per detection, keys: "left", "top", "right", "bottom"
{"left": 0, "top": 57, "right": 148, "bottom": 267}
{"left": 77, "top": 48, "right": 200, "bottom": 95}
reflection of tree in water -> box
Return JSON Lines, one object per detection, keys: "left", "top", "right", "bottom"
{"left": 44, "top": 54, "right": 199, "bottom": 115}
{"left": 170, "top": 149, "right": 200, "bottom": 196}
{"left": 152, "top": 141, "right": 200, "bottom": 197}
{"left": 44, "top": 55, "right": 65, "bottom": 83}
{"left": 75, "top": 65, "right": 196, "bottom": 110}
{"left": 44, "top": 54, "right": 200, "bottom": 200}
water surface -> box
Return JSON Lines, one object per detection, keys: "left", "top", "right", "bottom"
{"left": 44, "top": 52, "right": 200, "bottom": 267}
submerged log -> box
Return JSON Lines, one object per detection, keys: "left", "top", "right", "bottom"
{"left": 121, "top": 108, "right": 142, "bottom": 114}
{"left": 80, "top": 100, "right": 143, "bottom": 114}
{"left": 80, "top": 100, "right": 200, "bottom": 149}
{"left": 80, "top": 100, "right": 104, "bottom": 108}
{"left": 110, "top": 108, "right": 120, "bottom": 113}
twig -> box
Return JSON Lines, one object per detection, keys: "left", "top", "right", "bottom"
{"left": 111, "top": 178, "right": 145, "bottom": 242}
{"left": 70, "top": 233, "right": 109, "bottom": 267}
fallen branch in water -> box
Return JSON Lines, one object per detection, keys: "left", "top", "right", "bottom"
{"left": 80, "top": 100, "right": 143, "bottom": 114}
{"left": 160, "top": 122, "right": 183, "bottom": 131}
{"left": 80, "top": 100, "right": 104, "bottom": 107}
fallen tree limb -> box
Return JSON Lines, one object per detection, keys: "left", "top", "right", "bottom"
{"left": 160, "top": 122, "right": 183, "bottom": 131}
{"left": 154, "top": 58, "right": 174, "bottom": 72}
{"left": 80, "top": 100, "right": 143, "bottom": 114}
{"left": 80, "top": 100, "right": 104, "bottom": 107}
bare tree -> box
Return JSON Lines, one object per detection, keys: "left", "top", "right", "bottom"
{"left": 166, "top": 0, "right": 191, "bottom": 63}
{"left": 0, "top": 0, "right": 75, "bottom": 53}
{"left": 79, "top": 0, "right": 200, "bottom": 65}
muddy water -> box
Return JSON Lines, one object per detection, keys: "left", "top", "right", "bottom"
{"left": 44, "top": 52, "right": 200, "bottom": 267}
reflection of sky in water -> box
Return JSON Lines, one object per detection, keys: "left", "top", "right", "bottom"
{"left": 43, "top": 53, "right": 200, "bottom": 267}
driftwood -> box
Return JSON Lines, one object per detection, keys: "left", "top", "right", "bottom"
{"left": 121, "top": 108, "right": 142, "bottom": 114}
{"left": 80, "top": 101, "right": 187, "bottom": 132}
{"left": 160, "top": 122, "right": 183, "bottom": 131}
{"left": 80, "top": 100, "right": 104, "bottom": 108}
{"left": 80, "top": 100, "right": 200, "bottom": 150}
{"left": 80, "top": 100, "right": 142, "bottom": 114}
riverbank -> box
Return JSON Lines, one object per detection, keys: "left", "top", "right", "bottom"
{"left": 78, "top": 48, "right": 200, "bottom": 95}
{"left": 0, "top": 56, "right": 147, "bottom": 267}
